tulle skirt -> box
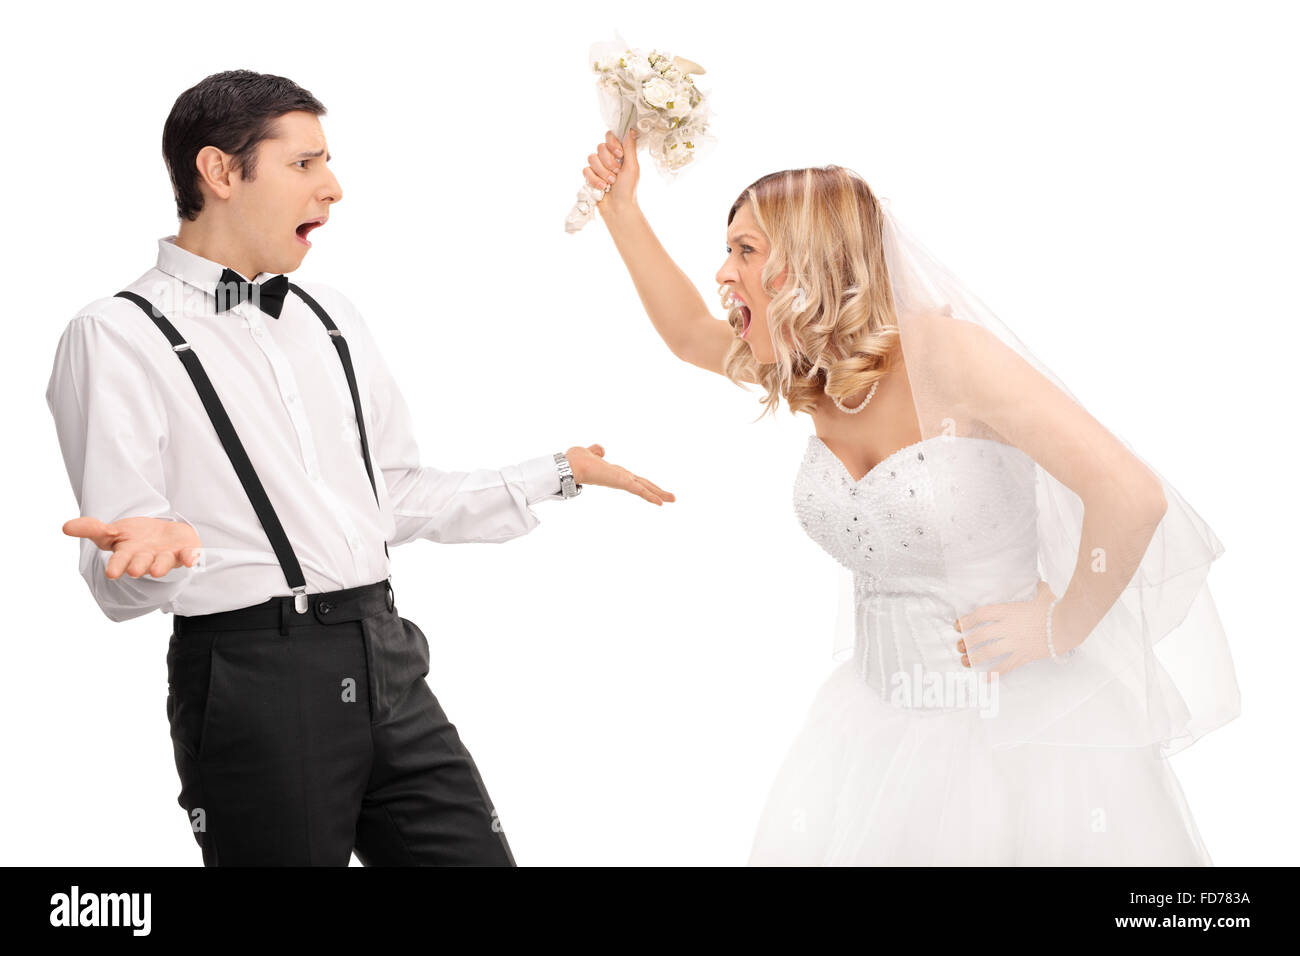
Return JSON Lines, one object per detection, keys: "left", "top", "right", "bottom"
{"left": 747, "top": 659, "right": 1212, "bottom": 866}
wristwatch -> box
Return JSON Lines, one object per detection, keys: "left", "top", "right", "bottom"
{"left": 554, "top": 451, "right": 583, "bottom": 499}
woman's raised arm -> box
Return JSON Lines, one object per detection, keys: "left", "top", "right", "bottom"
{"left": 585, "top": 129, "right": 737, "bottom": 377}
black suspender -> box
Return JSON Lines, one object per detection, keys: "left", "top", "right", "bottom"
{"left": 114, "top": 286, "right": 389, "bottom": 613}
{"left": 286, "top": 283, "right": 383, "bottom": 511}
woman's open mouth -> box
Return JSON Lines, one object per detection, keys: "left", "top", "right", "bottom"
{"left": 295, "top": 217, "right": 327, "bottom": 247}
{"left": 740, "top": 305, "right": 751, "bottom": 339}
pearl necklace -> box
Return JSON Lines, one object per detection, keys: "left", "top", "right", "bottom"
{"left": 831, "top": 380, "right": 878, "bottom": 414}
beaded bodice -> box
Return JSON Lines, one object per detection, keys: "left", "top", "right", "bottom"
{"left": 794, "top": 434, "right": 1041, "bottom": 704}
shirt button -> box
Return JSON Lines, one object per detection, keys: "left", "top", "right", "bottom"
{"left": 347, "top": 536, "right": 360, "bottom": 549}
{"left": 287, "top": 393, "right": 298, "bottom": 404}
{"left": 253, "top": 328, "right": 265, "bottom": 338}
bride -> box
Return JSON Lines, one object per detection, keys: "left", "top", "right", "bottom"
{"left": 579, "top": 129, "right": 1240, "bottom": 865}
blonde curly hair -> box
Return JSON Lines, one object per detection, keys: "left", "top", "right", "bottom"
{"left": 719, "top": 165, "right": 901, "bottom": 420}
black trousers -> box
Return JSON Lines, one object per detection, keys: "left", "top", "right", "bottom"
{"left": 165, "top": 579, "right": 516, "bottom": 866}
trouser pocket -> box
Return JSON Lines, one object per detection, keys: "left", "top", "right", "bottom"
{"left": 400, "top": 616, "right": 431, "bottom": 678}
{"left": 165, "top": 630, "right": 224, "bottom": 853}
{"left": 165, "top": 630, "right": 221, "bottom": 762}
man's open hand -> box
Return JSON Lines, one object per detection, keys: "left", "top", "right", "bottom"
{"left": 565, "top": 444, "right": 676, "bottom": 506}
{"left": 62, "top": 515, "right": 202, "bottom": 579}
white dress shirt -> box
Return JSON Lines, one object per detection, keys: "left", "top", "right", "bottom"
{"left": 46, "top": 236, "right": 566, "bottom": 622}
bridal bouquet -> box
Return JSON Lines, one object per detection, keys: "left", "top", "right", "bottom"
{"left": 564, "top": 33, "right": 715, "bottom": 233}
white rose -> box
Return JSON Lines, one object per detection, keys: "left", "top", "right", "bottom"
{"left": 641, "top": 77, "right": 674, "bottom": 110}
{"left": 624, "top": 52, "right": 654, "bottom": 81}
{"left": 667, "top": 91, "right": 694, "bottom": 117}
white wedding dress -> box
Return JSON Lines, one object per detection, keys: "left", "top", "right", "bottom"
{"left": 746, "top": 432, "right": 1213, "bottom": 866}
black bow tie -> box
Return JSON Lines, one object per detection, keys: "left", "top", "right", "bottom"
{"left": 214, "top": 269, "right": 291, "bottom": 319}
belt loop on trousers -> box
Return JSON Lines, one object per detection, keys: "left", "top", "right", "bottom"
{"left": 385, "top": 577, "right": 395, "bottom": 613}
{"left": 280, "top": 597, "right": 290, "bottom": 637}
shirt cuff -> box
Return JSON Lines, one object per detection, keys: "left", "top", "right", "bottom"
{"left": 519, "top": 453, "right": 565, "bottom": 503}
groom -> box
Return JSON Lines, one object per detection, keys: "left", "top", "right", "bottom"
{"left": 45, "top": 69, "right": 674, "bottom": 866}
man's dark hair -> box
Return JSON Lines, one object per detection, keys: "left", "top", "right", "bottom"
{"left": 162, "top": 69, "right": 326, "bottom": 221}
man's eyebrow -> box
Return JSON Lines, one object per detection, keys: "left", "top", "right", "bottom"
{"left": 293, "top": 148, "right": 331, "bottom": 161}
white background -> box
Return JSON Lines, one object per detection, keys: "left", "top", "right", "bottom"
{"left": 3, "top": 0, "right": 1294, "bottom": 866}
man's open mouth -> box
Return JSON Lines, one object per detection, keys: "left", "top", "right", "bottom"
{"left": 295, "top": 217, "right": 327, "bottom": 246}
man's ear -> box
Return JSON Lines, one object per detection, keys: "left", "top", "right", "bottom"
{"left": 194, "top": 145, "right": 235, "bottom": 201}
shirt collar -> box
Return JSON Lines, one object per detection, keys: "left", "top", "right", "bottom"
{"left": 155, "top": 235, "right": 274, "bottom": 300}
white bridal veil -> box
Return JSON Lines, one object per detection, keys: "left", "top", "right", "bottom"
{"left": 829, "top": 197, "right": 1240, "bottom": 757}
